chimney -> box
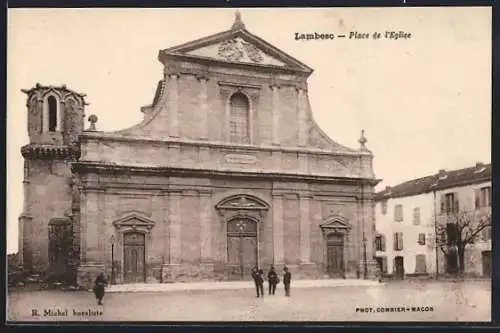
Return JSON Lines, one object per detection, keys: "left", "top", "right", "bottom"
{"left": 385, "top": 186, "right": 391, "bottom": 191}
{"left": 438, "top": 169, "right": 446, "bottom": 176}
{"left": 476, "top": 162, "right": 484, "bottom": 168}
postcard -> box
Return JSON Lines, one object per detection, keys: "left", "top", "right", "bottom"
{"left": 6, "top": 7, "right": 491, "bottom": 322}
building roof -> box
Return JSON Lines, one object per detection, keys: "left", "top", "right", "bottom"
{"left": 374, "top": 162, "right": 491, "bottom": 201}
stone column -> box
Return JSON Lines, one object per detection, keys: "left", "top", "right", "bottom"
{"left": 167, "top": 73, "right": 180, "bottom": 138}
{"left": 272, "top": 193, "right": 284, "bottom": 266}
{"left": 197, "top": 76, "right": 209, "bottom": 140}
{"left": 296, "top": 87, "right": 308, "bottom": 147}
{"left": 169, "top": 191, "right": 182, "bottom": 265}
{"left": 299, "top": 194, "right": 311, "bottom": 263}
{"left": 40, "top": 97, "right": 48, "bottom": 134}
{"left": 271, "top": 84, "right": 281, "bottom": 145}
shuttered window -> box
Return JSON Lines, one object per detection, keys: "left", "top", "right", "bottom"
{"left": 417, "top": 233, "right": 426, "bottom": 245}
{"left": 229, "top": 93, "right": 250, "bottom": 144}
{"left": 475, "top": 187, "right": 491, "bottom": 209}
{"left": 394, "top": 204, "right": 403, "bottom": 222}
{"left": 412, "top": 207, "right": 420, "bottom": 225}
{"left": 375, "top": 235, "right": 386, "bottom": 251}
{"left": 441, "top": 193, "right": 459, "bottom": 214}
{"left": 393, "top": 232, "right": 403, "bottom": 251}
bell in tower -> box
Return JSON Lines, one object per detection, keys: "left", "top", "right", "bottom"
{"left": 21, "top": 83, "right": 87, "bottom": 146}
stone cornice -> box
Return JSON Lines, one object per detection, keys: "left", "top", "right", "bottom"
{"left": 78, "top": 133, "right": 372, "bottom": 158}
{"left": 72, "top": 162, "right": 380, "bottom": 186}
{"left": 164, "top": 53, "right": 311, "bottom": 77}
{"left": 21, "top": 144, "right": 80, "bottom": 160}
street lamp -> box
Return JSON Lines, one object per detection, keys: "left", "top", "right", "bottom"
{"left": 110, "top": 235, "right": 115, "bottom": 285}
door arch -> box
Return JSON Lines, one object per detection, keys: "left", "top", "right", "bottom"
{"left": 123, "top": 232, "right": 146, "bottom": 283}
{"left": 226, "top": 217, "right": 258, "bottom": 280}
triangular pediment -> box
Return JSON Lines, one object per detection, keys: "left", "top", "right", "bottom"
{"left": 320, "top": 215, "right": 351, "bottom": 230}
{"left": 160, "top": 29, "right": 312, "bottom": 73}
{"left": 113, "top": 212, "right": 155, "bottom": 231}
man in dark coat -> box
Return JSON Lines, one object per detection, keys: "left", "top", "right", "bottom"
{"left": 283, "top": 266, "right": 291, "bottom": 297}
{"left": 267, "top": 266, "right": 278, "bottom": 295}
{"left": 251, "top": 267, "right": 261, "bottom": 298}
{"left": 256, "top": 268, "right": 265, "bottom": 298}
{"left": 93, "top": 273, "right": 107, "bottom": 305}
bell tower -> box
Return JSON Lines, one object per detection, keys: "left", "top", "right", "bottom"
{"left": 22, "top": 83, "right": 87, "bottom": 146}
{"left": 19, "top": 83, "right": 86, "bottom": 276}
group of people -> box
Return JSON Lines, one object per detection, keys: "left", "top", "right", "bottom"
{"left": 251, "top": 265, "right": 291, "bottom": 298}
{"left": 92, "top": 265, "right": 293, "bottom": 305}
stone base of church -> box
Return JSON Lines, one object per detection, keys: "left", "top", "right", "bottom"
{"left": 161, "top": 263, "right": 217, "bottom": 283}
{"left": 357, "top": 260, "right": 380, "bottom": 280}
{"left": 77, "top": 263, "right": 105, "bottom": 289}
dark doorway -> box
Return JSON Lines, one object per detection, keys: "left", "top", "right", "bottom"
{"left": 482, "top": 251, "right": 491, "bottom": 277}
{"left": 446, "top": 251, "right": 458, "bottom": 275}
{"left": 48, "top": 219, "right": 73, "bottom": 282}
{"left": 394, "top": 256, "right": 404, "bottom": 279}
{"left": 326, "top": 233, "right": 344, "bottom": 278}
{"left": 123, "top": 232, "right": 146, "bottom": 283}
{"left": 227, "top": 218, "right": 258, "bottom": 280}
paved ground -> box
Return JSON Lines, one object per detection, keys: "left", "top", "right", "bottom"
{"left": 7, "top": 280, "right": 490, "bottom": 322}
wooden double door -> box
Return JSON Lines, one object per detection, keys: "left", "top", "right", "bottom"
{"left": 326, "top": 233, "right": 345, "bottom": 278}
{"left": 227, "top": 218, "right": 258, "bottom": 280}
{"left": 123, "top": 232, "right": 146, "bottom": 283}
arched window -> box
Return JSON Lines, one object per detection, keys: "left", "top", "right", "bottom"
{"left": 47, "top": 95, "right": 58, "bottom": 132}
{"left": 229, "top": 93, "right": 250, "bottom": 143}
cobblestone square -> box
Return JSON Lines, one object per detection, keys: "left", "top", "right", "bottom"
{"left": 7, "top": 280, "right": 490, "bottom": 322}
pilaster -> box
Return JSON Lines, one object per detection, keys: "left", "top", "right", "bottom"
{"left": 167, "top": 73, "right": 180, "bottom": 138}
{"left": 296, "top": 87, "right": 308, "bottom": 147}
{"left": 197, "top": 76, "right": 209, "bottom": 140}
{"left": 271, "top": 84, "right": 281, "bottom": 145}
{"left": 272, "top": 193, "right": 284, "bottom": 265}
{"left": 80, "top": 187, "right": 102, "bottom": 264}
{"left": 169, "top": 191, "right": 182, "bottom": 265}
{"left": 299, "top": 194, "right": 312, "bottom": 263}
{"left": 199, "top": 191, "right": 212, "bottom": 263}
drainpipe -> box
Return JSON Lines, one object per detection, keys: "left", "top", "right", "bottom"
{"left": 433, "top": 190, "right": 439, "bottom": 280}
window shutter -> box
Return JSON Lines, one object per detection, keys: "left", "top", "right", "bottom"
{"left": 393, "top": 233, "right": 397, "bottom": 251}
{"left": 455, "top": 196, "right": 459, "bottom": 212}
{"left": 475, "top": 189, "right": 481, "bottom": 208}
{"left": 398, "top": 232, "right": 404, "bottom": 250}
{"left": 381, "top": 235, "right": 386, "bottom": 251}
{"left": 440, "top": 194, "right": 445, "bottom": 213}
{"left": 382, "top": 257, "right": 388, "bottom": 273}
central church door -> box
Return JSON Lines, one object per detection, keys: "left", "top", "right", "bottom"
{"left": 227, "top": 218, "right": 258, "bottom": 280}
{"left": 326, "top": 233, "right": 345, "bottom": 278}
{"left": 123, "top": 232, "right": 146, "bottom": 283}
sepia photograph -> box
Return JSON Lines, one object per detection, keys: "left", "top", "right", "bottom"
{"left": 6, "top": 7, "right": 491, "bottom": 322}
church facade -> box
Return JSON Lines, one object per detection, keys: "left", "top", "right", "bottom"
{"left": 18, "top": 13, "right": 380, "bottom": 288}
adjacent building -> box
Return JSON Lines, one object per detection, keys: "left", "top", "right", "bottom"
{"left": 18, "top": 12, "right": 380, "bottom": 288}
{"left": 374, "top": 163, "right": 491, "bottom": 278}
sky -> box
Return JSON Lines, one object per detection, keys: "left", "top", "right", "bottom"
{"left": 7, "top": 7, "right": 491, "bottom": 254}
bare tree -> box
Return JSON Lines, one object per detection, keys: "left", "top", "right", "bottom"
{"left": 436, "top": 209, "right": 491, "bottom": 276}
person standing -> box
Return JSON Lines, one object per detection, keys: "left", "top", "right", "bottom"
{"left": 251, "top": 267, "right": 259, "bottom": 297}
{"left": 283, "top": 266, "right": 291, "bottom": 297}
{"left": 257, "top": 268, "right": 265, "bottom": 298}
{"left": 267, "top": 266, "right": 278, "bottom": 295}
{"left": 93, "top": 272, "right": 107, "bottom": 305}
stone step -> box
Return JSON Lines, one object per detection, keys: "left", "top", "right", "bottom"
{"left": 105, "top": 279, "right": 384, "bottom": 293}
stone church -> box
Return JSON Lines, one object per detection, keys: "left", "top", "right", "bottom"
{"left": 18, "top": 12, "right": 380, "bottom": 287}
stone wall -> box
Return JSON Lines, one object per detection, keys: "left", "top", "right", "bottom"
{"left": 23, "top": 159, "right": 73, "bottom": 272}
